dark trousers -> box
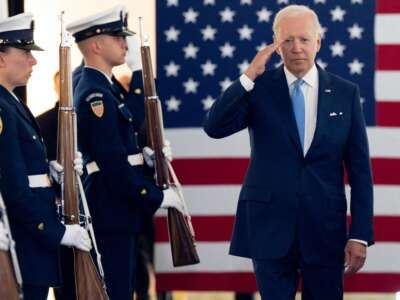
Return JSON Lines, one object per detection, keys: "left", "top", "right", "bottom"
{"left": 252, "top": 247, "right": 344, "bottom": 300}
{"left": 23, "top": 285, "right": 49, "bottom": 300}
{"left": 53, "top": 247, "right": 76, "bottom": 300}
{"left": 96, "top": 233, "right": 137, "bottom": 300}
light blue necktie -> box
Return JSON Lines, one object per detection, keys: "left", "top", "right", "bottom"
{"left": 291, "top": 79, "right": 305, "bottom": 150}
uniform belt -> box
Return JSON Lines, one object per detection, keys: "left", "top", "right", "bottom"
{"left": 86, "top": 153, "right": 144, "bottom": 175}
{"left": 28, "top": 174, "right": 52, "bottom": 188}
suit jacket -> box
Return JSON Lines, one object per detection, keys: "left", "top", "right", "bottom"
{"left": 203, "top": 66, "right": 374, "bottom": 266}
{"left": 0, "top": 85, "right": 65, "bottom": 285}
{"left": 74, "top": 68, "right": 162, "bottom": 235}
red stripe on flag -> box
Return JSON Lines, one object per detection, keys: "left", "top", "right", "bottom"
{"left": 155, "top": 216, "right": 400, "bottom": 242}
{"left": 156, "top": 272, "right": 400, "bottom": 292}
{"left": 376, "top": 101, "right": 400, "bottom": 127}
{"left": 172, "top": 158, "right": 400, "bottom": 185}
{"left": 376, "top": 45, "right": 400, "bottom": 70}
{"left": 376, "top": 0, "right": 400, "bottom": 13}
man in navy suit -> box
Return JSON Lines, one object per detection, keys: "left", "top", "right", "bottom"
{"left": 0, "top": 13, "right": 92, "bottom": 300}
{"left": 204, "top": 5, "right": 373, "bottom": 300}
{"left": 67, "top": 6, "right": 183, "bottom": 300}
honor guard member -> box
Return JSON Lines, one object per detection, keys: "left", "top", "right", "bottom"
{"left": 0, "top": 13, "right": 92, "bottom": 300}
{"left": 67, "top": 6, "right": 183, "bottom": 300}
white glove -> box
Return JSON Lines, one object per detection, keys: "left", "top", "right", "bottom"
{"left": 125, "top": 35, "right": 142, "bottom": 72}
{"left": 143, "top": 140, "right": 173, "bottom": 168}
{"left": 74, "top": 151, "right": 84, "bottom": 176}
{"left": 49, "top": 160, "right": 63, "bottom": 184}
{"left": 60, "top": 224, "right": 92, "bottom": 252}
{"left": 0, "top": 221, "right": 9, "bottom": 251}
{"left": 161, "top": 187, "right": 184, "bottom": 214}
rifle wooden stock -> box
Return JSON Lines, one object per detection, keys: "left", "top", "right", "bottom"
{"left": 140, "top": 37, "right": 200, "bottom": 267}
{"left": 0, "top": 250, "right": 20, "bottom": 300}
{"left": 58, "top": 37, "right": 109, "bottom": 300}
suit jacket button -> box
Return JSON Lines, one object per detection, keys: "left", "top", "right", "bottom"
{"left": 37, "top": 222, "right": 45, "bottom": 231}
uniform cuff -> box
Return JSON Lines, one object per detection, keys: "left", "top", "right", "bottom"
{"left": 349, "top": 239, "right": 368, "bottom": 246}
{"left": 239, "top": 74, "right": 255, "bottom": 92}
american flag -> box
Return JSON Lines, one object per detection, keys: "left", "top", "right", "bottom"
{"left": 155, "top": 0, "right": 400, "bottom": 293}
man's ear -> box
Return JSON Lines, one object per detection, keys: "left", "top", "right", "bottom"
{"left": 0, "top": 52, "right": 7, "bottom": 68}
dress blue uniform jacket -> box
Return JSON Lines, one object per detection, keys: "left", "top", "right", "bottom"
{"left": 0, "top": 85, "right": 65, "bottom": 286}
{"left": 74, "top": 68, "right": 162, "bottom": 235}
{"left": 203, "top": 66, "right": 374, "bottom": 266}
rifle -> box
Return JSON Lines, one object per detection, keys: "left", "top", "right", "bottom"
{"left": 57, "top": 12, "right": 109, "bottom": 300}
{"left": 0, "top": 191, "right": 23, "bottom": 300}
{"left": 139, "top": 18, "right": 200, "bottom": 267}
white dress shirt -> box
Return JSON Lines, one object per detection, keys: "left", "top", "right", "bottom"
{"left": 239, "top": 66, "right": 367, "bottom": 247}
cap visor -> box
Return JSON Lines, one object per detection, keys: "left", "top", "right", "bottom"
{"left": 13, "top": 43, "right": 44, "bottom": 51}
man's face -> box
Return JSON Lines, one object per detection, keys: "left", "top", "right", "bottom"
{"left": 275, "top": 13, "right": 321, "bottom": 78}
{"left": 0, "top": 47, "right": 37, "bottom": 88}
{"left": 98, "top": 35, "right": 127, "bottom": 67}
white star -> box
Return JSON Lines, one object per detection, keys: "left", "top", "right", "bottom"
{"left": 220, "top": 7, "right": 235, "bottom": 23}
{"left": 201, "top": 25, "right": 217, "bottom": 41}
{"left": 183, "top": 43, "right": 199, "bottom": 59}
{"left": 348, "top": 58, "right": 364, "bottom": 75}
{"left": 164, "top": 61, "right": 180, "bottom": 77}
{"left": 219, "top": 42, "right": 236, "bottom": 58}
{"left": 167, "top": 0, "right": 178, "bottom": 7}
{"left": 277, "top": 0, "right": 289, "bottom": 4}
{"left": 256, "top": 42, "right": 268, "bottom": 52}
{"left": 330, "top": 6, "right": 346, "bottom": 22}
{"left": 330, "top": 41, "right": 346, "bottom": 57}
{"left": 316, "top": 58, "right": 327, "bottom": 70}
{"left": 256, "top": 7, "right": 273, "bottom": 23}
{"left": 164, "top": 26, "right": 180, "bottom": 42}
{"left": 183, "top": 8, "right": 199, "bottom": 23}
{"left": 314, "top": 0, "right": 326, "bottom": 4}
{"left": 320, "top": 26, "right": 327, "bottom": 39}
{"left": 183, "top": 78, "right": 199, "bottom": 94}
{"left": 348, "top": 23, "right": 364, "bottom": 39}
{"left": 220, "top": 77, "right": 233, "bottom": 92}
{"left": 240, "top": 0, "right": 252, "bottom": 5}
{"left": 238, "top": 24, "right": 254, "bottom": 41}
{"left": 238, "top": 60, "right": 250, "bottom": 74}
{"left": 202, "top": 95, "right": 215, "bottom": 110}
{"left": 165, "top": 96, "right": 181, "bottom": 112}
{"left": 351, "top": 0, "right": 363, "bottom": 4}
{"left": 203, "top": 0, "right": 215, "bottom": 5}
{"left": 201, "top": 60, "right": 217, "bottom": 76}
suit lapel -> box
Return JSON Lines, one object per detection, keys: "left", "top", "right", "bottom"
{"left": 306, "top": 67, "right": 332, "bottom": 157}
{"left": 271, "top": 67, "right": 303, "bottom": 156}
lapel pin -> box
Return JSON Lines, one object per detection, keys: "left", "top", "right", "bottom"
{"left": 325, "top": 89, "right": 331, "bottom": 93}
{"left": 329, "top": 112, "right": 337, "bottom": 117}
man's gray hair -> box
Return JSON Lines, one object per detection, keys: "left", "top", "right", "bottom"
{"left": 273, "top": 5, "right": 323, "bottom": 37}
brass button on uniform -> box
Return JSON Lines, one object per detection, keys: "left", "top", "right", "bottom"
{"left": 134, "top": 88, "right": 141, "bottom": 95}
{"left": 140, "top": 188, "right": 147, "bottom": 196}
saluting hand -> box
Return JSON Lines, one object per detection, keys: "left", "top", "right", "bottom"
{"left": 344, "top": 240, "right": 367, "bottom": 276}
{"left": 244, "top": 40, "right": 282, "bottom": 81}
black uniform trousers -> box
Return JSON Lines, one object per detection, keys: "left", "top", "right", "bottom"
{"left": 96, "top": 233, "right": 137, "bottom": 300}
{"left": 22, "top": 285, "right": 49, "bottom": 300}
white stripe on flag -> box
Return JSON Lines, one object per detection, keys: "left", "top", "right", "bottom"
{"left": 375, "top": 71, "right": 400, "bottom": 101}
{"left": 166, "top": 128, "right": 400, "bottom": 158}
{"left": 375, "top": 14, "right": 400, "bottom": 44}
{"left": 155, "top": 242, "right": 400, "bottom": 273}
